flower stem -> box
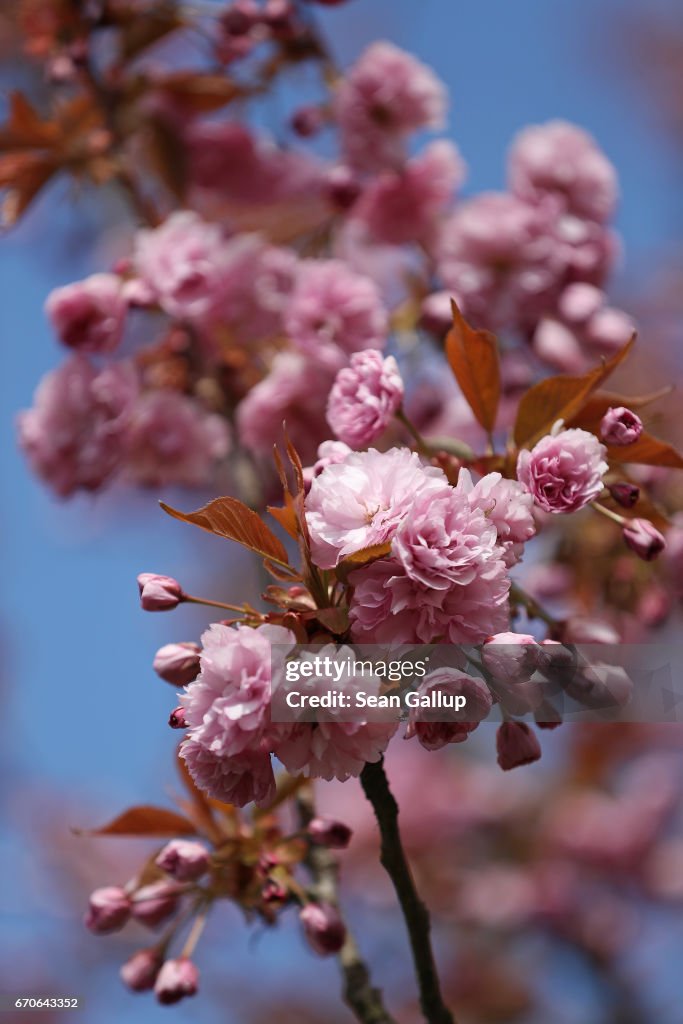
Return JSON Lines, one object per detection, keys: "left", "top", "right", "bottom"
{"left": 360, "top": 759, "right": 457, "bottom": 1024}
{"left": 296, "top": 787, "right": 397, "bottom": 1024}
{"left": 183, "top": 595, "right": 246, "bottom": 614}
{"left": 509, "top": 581, "right": 558, "bottom": 628}
{"left": 592, "top": 501, "right": 626, "bottom": 526}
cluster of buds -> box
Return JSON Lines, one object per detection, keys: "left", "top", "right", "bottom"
{"left": 83, "top": 787, "right": 355, "bottom": 1004}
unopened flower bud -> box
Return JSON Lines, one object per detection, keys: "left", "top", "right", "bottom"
{"left": 137, "top": 573, "right": 183, "bottom": 611}
{"left": 169, "top": 706, "right": 188, "bottom": 730}
{"left": 120, "top": 948, "right": 162, "bottom": 992}
{"left": 291, "top": 105, "right": 325, "bottom": 138}
{"left": 300, "top": 902, "right": 346, "bottom": 956}
{"left": 600, "top": 406, "right": 643, "bottom": 446}
{"left": 325, "top": 165, "right": 361, "bottom": 211}
{"left": 481, "top": 632, "right": 538, "bottom": 684}
{"left": 155, "top": 840, "right": 210, "bottom": 882}
{"left": 496, "top": 722, "right": 542, "bottom": 771}
{"left": 420, "top": 291, "right": 454, "bottom": 337}
{"left": 154, "top": 958, "right": 199, "bottom": 1005}
{"left": 131, "top": 881, "right": 181, "bottom": 928}
{"left": 153, "top": 643, "right": 201, "bottom": 686}
{"left": 637, "top": 585, "right": 672, "bottom": 627}
{"left": 308, "top": 817, "right": 353, "bottom": 850}
{"left": 622, "top": 518, "right": 666, "bottom": 562}
{"left": 84, "top": 886, "right": 131, "bottom": 934}
{"left": 608, "top": 481, "right": 640, "bottom": 509}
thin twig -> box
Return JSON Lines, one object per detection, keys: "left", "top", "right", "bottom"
{"left": 296, "top": 787, "right": 398, "bottom": 1024}
{"left": 360, "top": 759, "right": 456, "bottom": 1024}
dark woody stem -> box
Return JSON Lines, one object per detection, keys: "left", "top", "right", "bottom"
{"left": 360, "top": 759, "right": 457, "bottom": 1024}
{"left": 296, "top": 787, "right": 398, "bottom": 1024}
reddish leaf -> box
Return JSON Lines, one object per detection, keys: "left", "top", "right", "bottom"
{"left": 0, "top": 93, "right": 59, "bottom": 151}
{"left": 335, "top": 542, "right": 393, "bottom": 582}
{"left": 75, "top": 805, "right": 196, "bottom": 838}
{"left": 160, "top": 497, "right": 290, "bottom": 566}
{"left": 268, "top": 503, "right": 298, "bottom": 540}
{"left": 445, "top": 301, "right": 500, "bottom": 433}
{"left": 514, "top": 336, "right": 635, "bottom": 448}
{"left": 607, "top": 432, "right": 683, "bottom": 469}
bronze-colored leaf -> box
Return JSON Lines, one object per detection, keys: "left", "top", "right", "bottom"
{"left": 160, "top": 497, "right": 290, "bottom": 566}
{"left": 607, "top": 432, "right": 683, "bottom": 469}
{"left": 445, "top": 301, "right": 500, "bottom": 433}
{"left": 336, "top": 542, "right": 393, "bottom": 582}
{"left": 74, "top": 805, "right": 196, "bottom": 838}
{"left": 268, "top": 503, "right": 298, "bottom": 540}
{"left": 514, "top": 336, "right": 635, "bottom": 448}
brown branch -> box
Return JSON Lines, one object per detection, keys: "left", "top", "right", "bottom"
{"left": 360, "top": 759, "right": 456, "bottom": 1024}
{"left": 296, "top": 787, "right": 397, "bottom": 1024}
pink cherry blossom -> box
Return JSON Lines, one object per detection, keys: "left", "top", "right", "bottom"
{"left": 354, "top": 141, "right": 465, "bottom": 246}
{"left": 326, "top": 349, "right": 403, "bottom": 448}
{"left": 517, "top": 427, "right": 608, "bottom": 514}
{"left": 349, "top": 554, "right": 509, "bottom": 645}
{"left": 181, "top": 623, "right": 296, "bottom": 759}
{"left": 305, "top": 447, "right": 450, "bottom": 569}
{"left": 457, "top": 470, "right": 536, "bottom": 566}
{"left": 17, "top": 356, "right": 138, "bottom": 497}
{"left": 46, "top": 273, "right": 127, "bottom": 353}
{"left": 285, "top": 259, "right": 388, "bottom": 369}
{"left": 335, "top": 41, "right": 447, "bottom": 172}
{"left": 272, "top": 646, "right": 398, "bottom": 781}
{"left": 437, "top": 193, "right": 562, "bottom": 331}
{"left": 134, "top": 211, "right": 232, "bottom": 322}
{"left": 508, "top": 120, "right": 618, "bottom": 223}
{"left": 236, "top": 351, "right": 334, "bottom": 463}
{"left": 391, "top": 483, "right": 501, "bottom": 591}
{"left": 180, "top": 739, "right": 277, "bottom": 807}
{"left": 124, "top": 391, "right": 230, "bottom": 486}
{"left": 186, "top": 120, "right": 323, "bottom": 209}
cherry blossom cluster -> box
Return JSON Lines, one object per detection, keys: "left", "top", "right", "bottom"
{"left": 15, "top": 0, "right": 635, "bottom": 499}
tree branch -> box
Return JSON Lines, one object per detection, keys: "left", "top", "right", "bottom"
{"left": 360, "top": 759, "right": 456, "bottom": 1024}
{"left": 296, "top": 787, "right": 397, "bottom": 1024}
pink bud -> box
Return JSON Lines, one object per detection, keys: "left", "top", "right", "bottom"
{"left": 496, "top": 722, "right": 542, "bottom": 771}
{"left": 420, "top": 291, "right": 455, "bottom": 337}
{"left": 565, "top": 661, "right": 633, "bottom": 708}
{"left": 120, "top": 948, "right": 162, "bottom": 992}
{"left": 153, "top": 643, "right": 201, "bottom": 686}
{"left": 608, "top": 481, "right": 640, "bottom": 509}
{"left": 300, "top": 902, "right": 346, "bottom": 956}
{"left": 130, "top": 881, "right": 181, "bottom": 928}
{"left": 481, "top": 633, "right": 538, "bottom": 684}
{"left": 169, "top": 706, "right": 188, "bottom": 730}
{"left": 600, "top": 407, "right": 643, "bottom": 447}
{"left": 325, "top": 165, "right": 361, "bottom": 211}
{"left": 155, "top": 840, "right": 210, "bottom": 882}
{"left": 154, "top": 958, "right": 199, "bottom": 1005}
{"left": 84, "top": 886, "right": 131, "bottom": 934}
{"left": 623, "top": 518, "right": 666, "bottom": 561}
{"left": 137, "top": 573, "right": 183, "bottom": 611}
{"left": 532, "top": 319, "right": 585, "bottom": 373}
{"left": 291, "top": 106, "right": 325, "bottom": 138}
{"left": 308, "top": 817, "right": 353, "bottom": 850}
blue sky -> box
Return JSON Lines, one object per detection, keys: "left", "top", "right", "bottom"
{"left": 2, "top": 0, "right": 682, "bottom": 1019}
